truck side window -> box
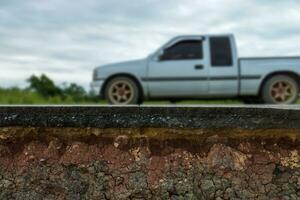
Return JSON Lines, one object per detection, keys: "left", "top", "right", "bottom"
{"left": 160, "top": 40, "right": 203, "bottom": 61}
{"left": 210, "top": 37, "right": 233, "bottom": 66}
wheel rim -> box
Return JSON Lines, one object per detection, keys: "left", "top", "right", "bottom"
{"left": 108, "top": 80, "right": 134, "bottom": 104}
{"left": 269, "top": 80, "right": 297, "bottom": 104}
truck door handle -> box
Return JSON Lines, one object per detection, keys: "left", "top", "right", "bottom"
{"left": 194, "top": 65, "right": 204, "bottom": 70}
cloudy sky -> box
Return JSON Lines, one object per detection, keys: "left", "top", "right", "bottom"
{"left": 1, "top": 0, "right": 300, "bottom": 90}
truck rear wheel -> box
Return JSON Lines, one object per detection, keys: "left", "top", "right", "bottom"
{"left": 261, "top": 75, "right": 299, "bottom": 104}
{"left": 104, "top": 77, "right": 140, "bottom": 105}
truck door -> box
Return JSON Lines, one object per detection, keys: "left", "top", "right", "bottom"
{"left": 208, "top": 36, "right": 239, "bottom": 96}
{"left": 146, "top": 37, "right": 209, "bottom": 97}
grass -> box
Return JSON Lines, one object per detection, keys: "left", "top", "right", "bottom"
{"left": 0, "top": 88, "right": 103, "bottom": 105}
{"left": 0, "top": 88, "right": 242, "bottom": 105}
{"left": 0, "top": 87, "right": 299, "bottom": 105}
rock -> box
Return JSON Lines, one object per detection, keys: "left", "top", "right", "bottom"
{"left": 114, "top": 135, "right": 129, "bottom": 149}
{"left": 200, "top": 179, "right": 215, "bottom": 194}
{"left": 206, "top": 144, "right": 248, "bottom": 171}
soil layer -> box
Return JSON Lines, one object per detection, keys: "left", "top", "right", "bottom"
{"left": 0, "top": 128, "right": 300, "bottom": 199}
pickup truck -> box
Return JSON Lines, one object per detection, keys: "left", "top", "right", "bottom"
{"left": 91, "top": 34, "right": 300, "bottom": 105}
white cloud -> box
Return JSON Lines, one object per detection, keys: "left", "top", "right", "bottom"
{"left": 0, "top": 0, "right": 300, "bottom": 89}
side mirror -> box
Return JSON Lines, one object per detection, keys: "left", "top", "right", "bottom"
{"left": 151, "top": 49, "right": 165, "bottom": 61}
{"left": 157, "top": 49, "right": 165, "bottom": 61}
{"left": 158, "top": 49, "right": 164, "bottom": 56}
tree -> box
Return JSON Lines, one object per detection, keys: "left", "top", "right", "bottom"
{"left": 27, "top": 74, "right": 62, "bottom": 98}
{"left": 63, "top": 83, "right": 87, "bottom": 101}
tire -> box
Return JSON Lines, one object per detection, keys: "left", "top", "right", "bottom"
{"left": 104, "top": 77, "right": 140, "bottom": 105}
{"left": 261, "top": 75, "right": 299, "bottom": 104}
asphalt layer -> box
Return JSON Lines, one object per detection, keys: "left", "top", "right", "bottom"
{"left": 0, "top": 105, "right": 299, "bottom": 129}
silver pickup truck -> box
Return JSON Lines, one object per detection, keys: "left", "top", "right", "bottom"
{"left": 91, "top": 34, "right": 300, "bottom": 105}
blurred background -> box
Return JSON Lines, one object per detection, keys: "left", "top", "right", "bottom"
{"left": 1, "top": 0, "right": 300, "bottom": 104}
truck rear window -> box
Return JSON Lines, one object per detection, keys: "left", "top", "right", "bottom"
{"left": 210, "top": 37, "right": 233, "bottom": 67}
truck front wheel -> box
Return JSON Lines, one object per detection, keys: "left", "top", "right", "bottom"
{"left": 104, "top": 77, "right": 140, "bottom": 105}
{"left": 261, "top": 75, "right": 299, "bottom": 104}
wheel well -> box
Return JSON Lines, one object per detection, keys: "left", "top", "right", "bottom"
{"left": 101, "top": 74, "right": 144, "bottom": 100}
{"left": 258, "top": 71, "right": 300, "bottom": 96}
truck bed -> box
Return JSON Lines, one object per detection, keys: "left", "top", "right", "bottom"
{"left": 238, "top": 56, "right": 300, "bottom": 95}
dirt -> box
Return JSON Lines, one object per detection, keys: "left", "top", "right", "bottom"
{"left": 0, "top": 127, "right": 300, "bottom": 199}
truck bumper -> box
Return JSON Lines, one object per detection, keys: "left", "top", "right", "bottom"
{"left": 90, "top": 80, "right": 105, "bottom": 98}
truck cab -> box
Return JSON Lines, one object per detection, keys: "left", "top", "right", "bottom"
{"left": 146, "top": 34, "right": 239, "bottom": 98}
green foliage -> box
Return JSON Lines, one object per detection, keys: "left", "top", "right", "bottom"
{"left": 0, "top": 87, "right": 46, "bottom": 104}
{"left": 26, "top": 74, "right": 92, "bottom": 103}
{"left": 61, "top": 83, "right": 88, "bottom": 102}
{"left": 0, "top": 87, "right": 106, "bottom": 104}
{"left": 0, "top": 74, "right": 106, "bottom": 104}
{"left": 63, "top": 83, "right": 86, "bottom": 97}
{"left": 27, "top": 74, "right": 62, "bottom": 97}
